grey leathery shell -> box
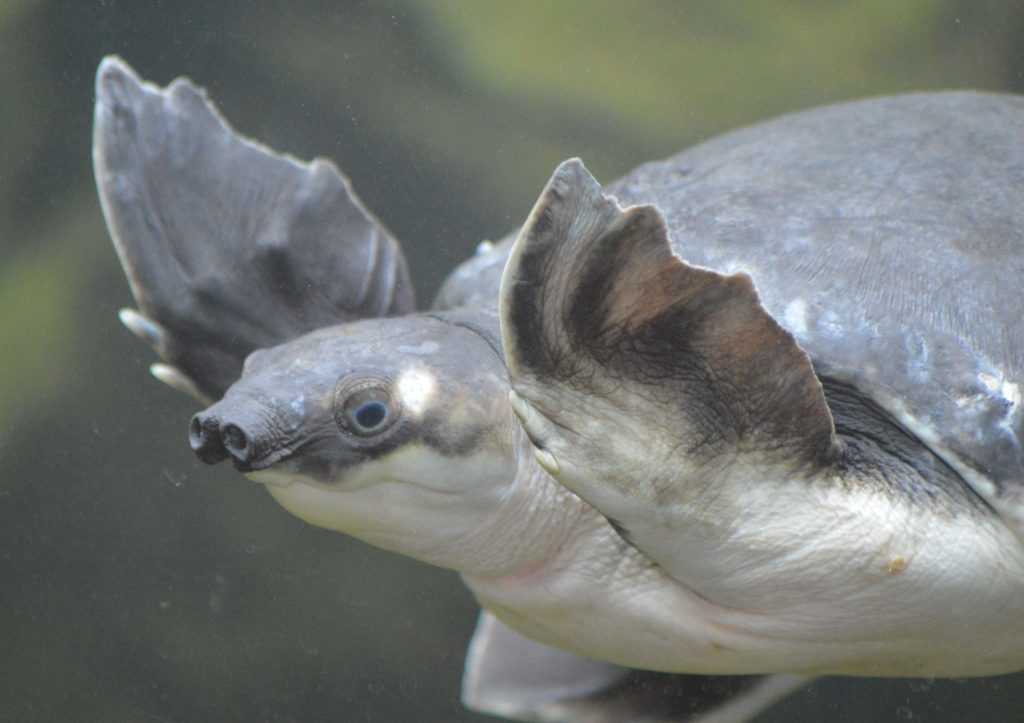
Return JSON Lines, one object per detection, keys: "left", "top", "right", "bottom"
{"left": 438, "top": 92, "right": 1024, "bottom": 536}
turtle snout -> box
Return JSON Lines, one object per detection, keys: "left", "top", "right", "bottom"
{"left": 189, "top": 410, "right": 229, "bottom": 464}
{"left": 189, "top": 408, "right": 263, "bottom": 469}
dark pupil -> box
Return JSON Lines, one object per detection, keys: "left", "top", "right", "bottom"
{"left": 353, "top": 401, "right": 387, "bottom": 430}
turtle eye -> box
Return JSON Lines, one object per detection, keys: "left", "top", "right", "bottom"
{"left": 334, "top": 376, "right": 399, "bottom": 437}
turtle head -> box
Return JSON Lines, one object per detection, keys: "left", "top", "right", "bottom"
{"left": 189, "top": 312, "right": 519, "bottom": 568}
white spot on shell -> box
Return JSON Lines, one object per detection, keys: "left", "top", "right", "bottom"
{"left": 1001, "top": 380, "right": 1021, "bottom": 408}
{"left": 903, "top": 332, "right": 932, "bottom": 384}
{"left": 978, "top": 372, "right": 1021, "bottom": 408}
{"left": 396, "top": 367, "right": 437, "bottom": 417}
{"left": 956, "top": 394, "right": 983, "bottom": 409}
{"left": 817, "top": 309, "right": 845, "bottom": 339}
{"left": 397, "top": 340, "right": 440, "bottom": 356}
{"left": 784, "top": 298, "right": 808, "bottom": 336}
{"left": 979, "top": 372, "right": 1001, "bottom": 393}
{"left": 475, "top": 239, "right": 495, "bottom": 255}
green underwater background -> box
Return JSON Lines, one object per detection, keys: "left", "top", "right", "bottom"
{"left": 2, "top": 2, "right": 1023, "bottom": 720}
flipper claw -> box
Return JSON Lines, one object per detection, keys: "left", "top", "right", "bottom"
{"left": 150, "top": 363, "right": 205, "bottom": 402}
{"left": 119, "top": 308, "right": 164, "bottom": 351}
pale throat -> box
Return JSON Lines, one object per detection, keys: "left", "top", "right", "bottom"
{"left": 452, "top": 449, "right": 587, "bottom": 579}
{"left": 252, "top": 435, "right": 580, "bottom": 579}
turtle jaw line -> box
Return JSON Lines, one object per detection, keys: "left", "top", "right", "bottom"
{"left": 244, "top": 461, "right": 394, "bottom": 492}
{"left": 230, "top": 448, "right": 291, "bottom": 474}
{"left": 245, "top": 469, "right": 300, "bottom": 489}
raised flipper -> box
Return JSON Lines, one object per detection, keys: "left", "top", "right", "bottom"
{"left": 499, "top": 160, "right": 837, "bottom": 582}
{"left": 463, "top": 612, "right": 809, "bottom": 722}
{"left": 93, "top": 57, "right": 414, "bottom": 402}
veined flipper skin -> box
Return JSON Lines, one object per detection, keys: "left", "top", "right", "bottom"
{"left": 464, "top": 612, "right": 809, "bottom": 723}
{"left": 94, "top": 56, "right": 414, "bottom": 401}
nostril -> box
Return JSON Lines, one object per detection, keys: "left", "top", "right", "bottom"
{"left": 221, "top": 423, "right": 249, "bottom": 458}
{"left": 189, "top": 412, "right": 228, "bottom": 464}
{"left": 189, "top": 415, "right": 204, "bottom": 447}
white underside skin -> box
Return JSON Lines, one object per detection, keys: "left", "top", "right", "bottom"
{"left": 248, "top": 442, "right": 581, "bottom": 579}
{"left": 465, "top": 450, "right": 1024, "bottom": 678}
{"left": 251, "top": 440, "right": 1024, "bottom": 679}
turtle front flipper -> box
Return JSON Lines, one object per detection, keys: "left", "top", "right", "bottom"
{"left": 463, "top": 612, "right": 809, "bottom": 722}
{"left": 499, "top": 160, "right": 838, "bottom": 583}
{"left": 93, "top": 57, "right": 414, "bottom": 402}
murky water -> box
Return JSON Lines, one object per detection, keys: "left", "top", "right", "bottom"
{"left": 2, "top": 3, "right": 1022, "bottom": 720}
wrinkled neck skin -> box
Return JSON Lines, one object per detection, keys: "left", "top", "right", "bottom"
{"left": 460, "top": 391, "right": 1024, "bottom": 678}
{"left": 264, "top": 382, "right": 1024, "bottom": 677}
{"left": 259, "top": 414, "right": 581, "bottom": 578}
{"left": 463, "top": 464, "right": 1024, "bottom": 679}
{"left": 250, "top": 314, "right": 1024, "bottom": 677}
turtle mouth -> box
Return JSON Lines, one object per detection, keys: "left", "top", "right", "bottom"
{"left": 230, "top": 447, "right": 294, "bottom": 473}
{"left": 245, "top": 469, "right": 299, "bottom": 489}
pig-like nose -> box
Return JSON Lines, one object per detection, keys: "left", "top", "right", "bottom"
{"left": 189, "top": 403, "right": 279, "bottom": 471}
{"left": 188, "top": 389, "right": 312, "bottom": 472}
{"left": 189, "top": 408, "right": 266, "bottom": 469}
{"left": 219, "top": 422, "right": 251, "bottom": 462}
{"left": 189, "top": 410, "right": 228, "bottom": 464}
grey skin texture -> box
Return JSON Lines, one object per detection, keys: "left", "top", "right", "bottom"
{"left": 190, "top": 311, "right": 509, "bottom": 480}
{"left": 95, "top": 57, "right": 802, "bottom": 721}
{"left": 94, "top": 56, "right": 413, "bottom": 402}
{"left": 443, "top": 92, "right": 1024, "bottom": 540}
{"left": 95, "top": 55, "right": 1024, "bottom": 719}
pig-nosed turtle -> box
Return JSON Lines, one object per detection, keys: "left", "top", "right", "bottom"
{"left": 94, "top": 56, "right": 1024, "bottom": 721}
